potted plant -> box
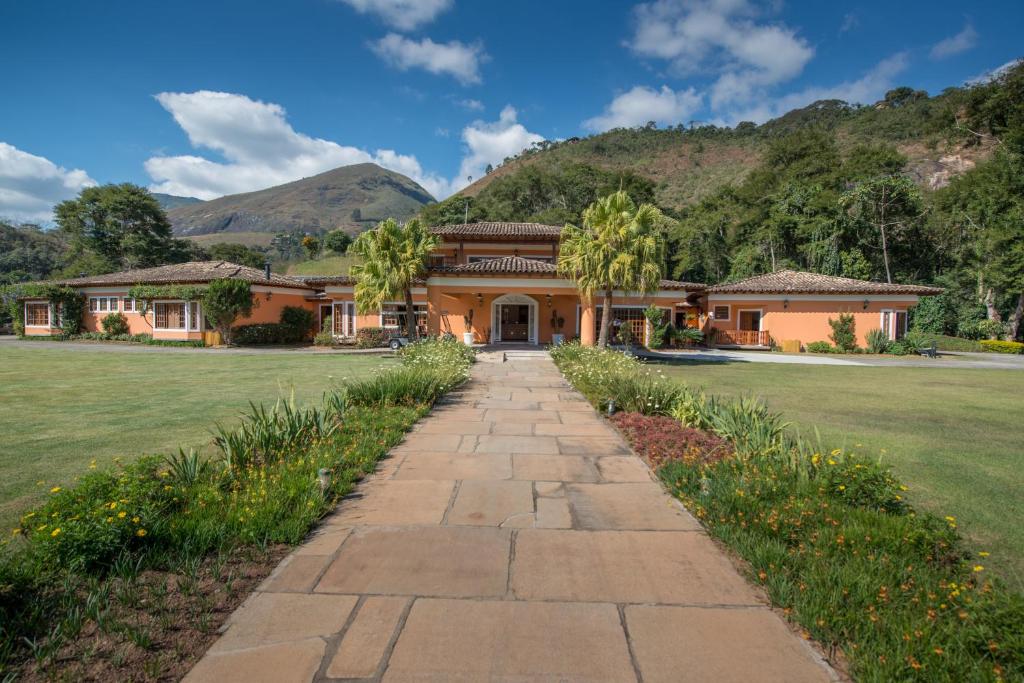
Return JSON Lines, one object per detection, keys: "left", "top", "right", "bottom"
{"left": 462, "top": 308, "right": 475, "bottom": 345}
{"left": 550, "top": 310, "right": 566, "bottom": 345}
{"left": 616, "top": 320, "right": 634, "bottom": 355}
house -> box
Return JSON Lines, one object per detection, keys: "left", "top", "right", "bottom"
{"left": 21, "top": 223, "right": 942, "bottom": 349}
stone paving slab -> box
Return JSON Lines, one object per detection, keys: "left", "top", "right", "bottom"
{"left": 186, "top": 354, "right": 835, "bottom": 682}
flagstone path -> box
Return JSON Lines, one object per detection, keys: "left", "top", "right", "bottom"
{"left": 185, "top": 353, "right": 836, "bottom": 682}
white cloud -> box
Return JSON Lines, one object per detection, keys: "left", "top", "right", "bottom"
{"left": 144, "top": 90, "right": 453, "bottom": 200}
{"left": 629, "top": 0, "right": 813, "bottom": 108}
{"left": 726, "top": 52, "right": 910, "bottom": 124}
{"left": 371, "top": 33, "right": 486, "bottom": 85}
{"left": 839, "top": 12, "right": 859, "bottom": 34}
{"left": 930, "top": 23, "right": 978, "bottom": 60}
{"left": 457, "top": 98, "right": 485, "bottom": 111}
{"left": 584, "top": 85, "right": 703, "bottom": 131}
{"left": 966, "top": 58, "right": 1023, "bottom": 85}
{"left": 0, "top": 142, "right": 96, "bottom": 223}
{"left": 338, "top": 0, "right": 452, "bottom": 31}
{"left": 455, "top": 106, "right": 543, "bottom": 188}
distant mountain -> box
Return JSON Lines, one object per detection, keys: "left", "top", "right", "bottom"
{"left": 168, "top": 163, "right": 435, "bottom": 237}
{"left": 152, "top": 193, "right": 202, "bottom": 211}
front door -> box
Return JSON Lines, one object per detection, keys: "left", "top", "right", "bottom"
{"left": 499, "top": 304, "right": 530, "bottom": 341}
{"left": 738, "top": 310, "right": 761, "bottom": 331}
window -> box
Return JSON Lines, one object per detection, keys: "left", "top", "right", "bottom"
{"left": 713, "top": 305, "right": 730, "bottom": 321}
{"left": 333, "top": 302, "right": 356, "bottom": 337}
{"left": 467, "top": 255, "right": 500, "bottom": 263}
{"left": 466, "top": 255, "right": 553, "bottom": 264}
{"left": 380, "top": 303, "right": 428, "bottom": 334}
{"left": 894, "top": 311, "right": 908, "bottom": 340}
{"left": 154, "top": 302, "right": 186, "bottom": 330}
{"left": 25, "top": 302, "right": 50, "bottom": 327}
{"left": 122, "top": 298, "right": 136, "bottom": 312}
{"left": 880, "top": 310, "right": 893, "bottom": 340}
{"left": 89, "top": 297, "right": 119, "bottom": 313}
{"left": 189, "top": 302, "right": 201, "bottom": 331}
{"left": 593, "top": 306, "right": 648, "bottom": 345}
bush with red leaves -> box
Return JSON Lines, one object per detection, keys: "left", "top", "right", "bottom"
{"left": 610, "top": 412, "right": 733, "bottom": 467}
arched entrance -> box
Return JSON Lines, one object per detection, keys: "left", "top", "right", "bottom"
{"left": 491, "top": 293, "right": 539, "bottom": 344}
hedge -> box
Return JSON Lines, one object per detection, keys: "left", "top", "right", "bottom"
{"left": 979, "top": 339, "right": 1024, "bottom": 354}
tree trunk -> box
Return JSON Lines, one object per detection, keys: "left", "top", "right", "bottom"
{"left": 880, "top": 224, "right": 892, "bottom": 284}
{"left": 404, "top": 288, "right": 417, "bottom": 339}
{"left": 983, "top": 286, "right": 1001, "bottom": 323}
{"left": 597, "top": 288, "right": 613, "bottom": 349}
{"left": 1008, "top": 292, "right": 1024, "bottom": 340}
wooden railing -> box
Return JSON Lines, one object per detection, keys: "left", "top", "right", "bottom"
{"left": 714, "top": 329, "right": 770, "bottom": 347}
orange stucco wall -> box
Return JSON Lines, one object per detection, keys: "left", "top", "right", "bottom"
{"left": 706, "top": 297, "right": 918, "bottom": 348}
{"left": 436, "top": 242, "right": 559, "bottom": 265}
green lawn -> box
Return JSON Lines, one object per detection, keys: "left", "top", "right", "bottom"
{"left": 0, "top": 346, "right": 394, "bottom": 531}
{"left": 286, "top": 254, "right": 358, "bottom": 276}
{"left": 657, "top": 360, "right": 1024, "bottom": 587}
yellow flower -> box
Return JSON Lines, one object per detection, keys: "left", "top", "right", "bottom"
{"left": 109, "top": 502, "right": 117, "bottom": 510}
{"left": 973, "top": 565, "right": 984, "bottom": 572}
{"left": 838, "top": 485, "right": 846, "bottom": 491}
{"left": 979, "top": 551, "right": 990, "bottom": 557}
{"left": 50, "top": 486, "right": 61, "bottom": 493}
{"left": 136, "top": 529, "right": 147, "bottom": 537}
{"left": 11, "top": 528, "right": 21, "bottom": 536}
{"left": 132, "top": 516, "right": 140, "bottom": 523}
{"left": 106, "top": 517, "right": 113, "bottom": 523}
{"left": 945, "top": 516, "right": 956, "bottom": 523}
{"left": 830, "top": 448, "right": 841, "bottom": 456}
{"left": 50, "top": 528, "right": 61, "bottom": 537}
{"left": 117, "top": 511, "right": 127, "bottom": 519}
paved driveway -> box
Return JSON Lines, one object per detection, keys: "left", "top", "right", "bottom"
{"left": 641, "top": 347, "right": 1024, "bottom": 369}
{"left": 185, "top": 354, "right": 834, "bottom": 682}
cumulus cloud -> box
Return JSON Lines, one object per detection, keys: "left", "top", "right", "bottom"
{"left": 584, "top": 85, "right": 703, "bottom": 131}
{"left": 0, "top": 142, "right": 95, "bottom": 223}
{"left": 930, "top": 23, "right": 978, "bottom": 60}
{"left": 371, "top": 33, "right": 486, "bottom": 85}
{"left": 144, "top": 90, "right": 453, "bottom": 200}
{"left": 338, "top": 0, "right": 452, "bottom": 31}
{"left": 629, "top": 0, "right": 813, "bottom": 108}
{"left": 456, "top": 106, "right": 543, "bottom": 188}
{"left": 456, "top": 98, "right": 485, "bottom": 111}
{"left": 725, "top": 52, "right": 910, "bottom": 125}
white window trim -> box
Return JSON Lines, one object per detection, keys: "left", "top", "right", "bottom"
{"left": 89, "top": 296, "right": 120, "bottom": 313}
{"left": 736, "top": 308, "right": 764, "bottom": 332}
{"left": 880, "top": 309, "right": 894, "bottom": 341}
{"left": 492, "top": 293, "right": 539, "bottom": 344}
{"left": 152, "top": 300, "right": 203, "bottom": 332}
{"left": 378, "top": 302, "right": 428, "bottom": 330}
{"left": 331, "top": 301, "right": 358, "bottom": 337}
{"left": 713, "top": 305, "right": 731, "bottom": 322}
{"left": 122, "top": 298, "right": 137, "bottom": 313}
{"left": 24, "top": 301, "right": 52, "bottom": 328}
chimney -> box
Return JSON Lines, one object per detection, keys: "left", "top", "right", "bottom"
{"left": 264, "top": 262, "right": 271, "bottom": 281}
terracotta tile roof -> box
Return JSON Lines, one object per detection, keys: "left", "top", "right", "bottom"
{"left": 51, "top": 261, "right": 311, "bottom": 290}
{"left": 293, "top": 274, "right": 356, "bottom": 286}
{"left": 660, "top": 279, "right": 705, "bottom": 291}
{"left": 431, "top": 222, "right": 563, "bottom": 240}
{"left": 434, "top": 256, "right": 559, "bottom": 275}
{"left": 707, "top": 269, "right": 943, "bottom": 295}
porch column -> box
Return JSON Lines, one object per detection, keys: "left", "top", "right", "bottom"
{"left": 427, "top": 283, "right": 443, "bottom": 336}
{"left": 580, "top": 299, "right": 596, "bottom": 347}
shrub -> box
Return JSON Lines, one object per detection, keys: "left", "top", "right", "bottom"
{"left": 550, "top": 342, "right": 682, "bottom": 415}
{"left": 865, "top": 328, "right": 890, "bottom": 354}
{"left": 888, "top": 329, "right": 929, "bottom": 356}
{"left": 805, "top": 341, "right": 833, "bottom": 353}
{"left": 201, "top": 278, "right": 253, "bottom": 345}
{"left": 610, "top": 412, "right": 733, "bottom": 466}
{"left": 232, "top": 322, "right": 302, "bottom": 345}
{"left": 280, "top": 305, "right": 315, "bottom": 340}
{"left": 355, "top": 326, "right": 389, "bottom": 348}
{"left": 975, "top": 319, "right": 1006, "bottom": 340}
{"left": 828, "top": 313, "right": 857, "bottom": 352}
{"left": 643, "top": 304, "right": 669, "bottom": 349}
{"left": 100, "top": 312, "right": 129, "bottom": 336}
{"left": 345, "top": 337, "right": 474, "bottom": 406}
{"left": 979, "top": 339, "right": 1024, "bottom": 354}
{"left": 674, "top": 327, "right": 704, "bottom": 345}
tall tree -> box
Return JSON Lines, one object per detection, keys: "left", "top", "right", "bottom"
{"left": 54, "top": 184, "right": 182, "bottom": 271}
{"left": 839, "top": 175, "right": 923, "bottom": 283}
{"left": 349, "top": 218, "right": 439, "bottom": 339}
{"left": 558, "top": 191, "right": 666, "bottom": 348}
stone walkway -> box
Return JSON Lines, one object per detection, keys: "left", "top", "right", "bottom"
{"left": 185, "top": 354, "right": 835, "bottom": 682}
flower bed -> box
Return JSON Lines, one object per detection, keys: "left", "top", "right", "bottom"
{"left": 0, "top": 337, "right": 473, "bottom": 679}
{"left": 609, "top": 412, "right": 733, "bottom": 467}
{"left": 551, "top": 343, "right": 1023, "bottom": 681}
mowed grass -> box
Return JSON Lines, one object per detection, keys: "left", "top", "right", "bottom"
{"left": 0, "top": 346, "right": 395, "bottom": 531}
{"left": 286, "top": 254, "right": 359, "bottom": 276}
{"left": 657, "top": 360, "right": 1024, "bottom": 586}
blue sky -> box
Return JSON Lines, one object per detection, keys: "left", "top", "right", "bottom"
{"left": 1, "top": 0, "right": 1021, "bottom": 222}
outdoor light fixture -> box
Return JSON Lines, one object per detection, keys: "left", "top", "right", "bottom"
{"left": 546, "top": 293, "right": 552, "bottom": 308}
{"left": 783, "top": 298, "right": 789, "bottom": 309}
{"left": 863, "top": 299, "right": 870, "bottom": 310}
{"left": 265, "top": 290, "right": 273, "bottom": 302}
{"left": 476, "top": 293, "right": 483, "bottom": 307}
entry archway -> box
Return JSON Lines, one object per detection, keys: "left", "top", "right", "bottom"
{"left": 491, "top": 293, "right": 539, "bottom": 344}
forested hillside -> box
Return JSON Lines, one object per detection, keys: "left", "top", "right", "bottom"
{"left": 422, "top": 62, "right": 1024, "bottom": 340}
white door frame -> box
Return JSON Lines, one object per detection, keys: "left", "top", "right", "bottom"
{"left": 491, "top": 293, "right": 538, "bottom": 344}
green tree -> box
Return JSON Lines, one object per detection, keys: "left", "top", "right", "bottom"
{"left": 323, "top": 230, "right": 353, "bottom": 255}
{"left": 558, "top": 191, "right": 666, "bottom": 348}
{"left": 54, "top": 184, "right": 182, "bottom": 271}
{"left": 839, "top": 175, "right": 923, "bottom": 283}
{"left": 301, "top": 235, "right": 321, "bottom": 260}
{"left": 349, "top": 218, "right": 439, "bottom": 339}
{"left": 201, "top": 279, "right": 254, "bottom": 345}
{"left": 205, "top": 242, "right": 267, "bottom": 269}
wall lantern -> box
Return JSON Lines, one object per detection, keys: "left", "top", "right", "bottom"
{"left": 863, "top": 299, "right": 870, "bottom": 310}
{"left": 783, "top": 298, "right": 789, "bottom": 310}
{"left": 546, "top": 293, "right": 553, "bottom": 308}
{"left": 265, "top": 290, "right": 273, "bottom": 302}
{"left": 476, "top": 293, "right": 483, "bottom": 307}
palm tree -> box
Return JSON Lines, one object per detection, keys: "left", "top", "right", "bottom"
{"left": 349, "top": 218, "right": 440, "bottom": 339}
{"left": 558, "top": 191, "right": 666, "bottom": 348}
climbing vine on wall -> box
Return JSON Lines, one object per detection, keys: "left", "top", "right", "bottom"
{"left": 1, "top": 283, "right": 84, "bottom": 337}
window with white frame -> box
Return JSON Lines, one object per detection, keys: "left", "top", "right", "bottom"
{"left": 713, "top": 305, "right": 730, "bottom": 321}
{"left": 25, "top": 302, "right": 50, "bottom": 327}
{"left": 880, "top": 309, "right": 908, "bottom": 341}
{"left": 153, "top": 301, "right": 202, "bottom": 331}
{"left": 122, "top": 298, "right": 136, "bottom": 312}
{"left": 89, "top": 296, "right": 119, "bottom": 313}
{"left": 380, "top": 303, "right": 427, "bottom": 333}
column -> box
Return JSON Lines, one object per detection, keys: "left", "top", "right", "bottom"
{"left": 427, "top": 284, "right": 443, "bottom": 336}
{"left": 580, "top": 299, "right": 596, "bottom": 347}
